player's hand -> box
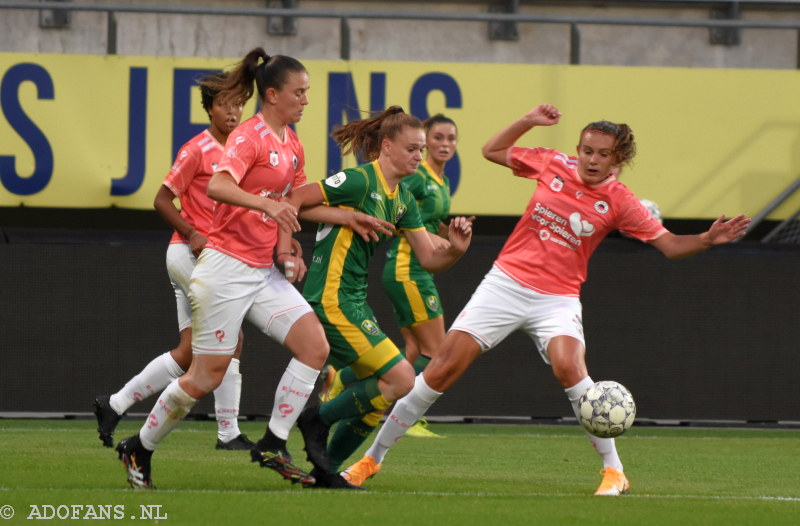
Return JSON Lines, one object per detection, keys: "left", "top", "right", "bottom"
{"left": 448, "top": 216, "right": 473, "bottom": 254}
{"left": 290, "top": 237, "right": 303, "bottom": 258}
{"left": 526, "top": 104, "right": 561, "bottom": 127}
{"left": 348, "top": 212, "right": 398, "bottom": 242}
{"left": 276, "top": 251, "right": 307, "bottom": 283}
{"left": 188, "top": 231, "right": 208, "bottom": 258}
{"left": 263, "top": 200, "right": 301, "bottom": 233}
{"left": 707, "top": 214, "right": 750, "bottom": 245}
{"left": 430, "top": 233, "right": 451, "bottom": 251}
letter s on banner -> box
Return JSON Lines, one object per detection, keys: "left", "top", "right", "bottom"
{"left": 0, "top": 63, "right": 54, "bottom": 196}
{"left": 409, "top": 72, "right": 462, "bottom": 195}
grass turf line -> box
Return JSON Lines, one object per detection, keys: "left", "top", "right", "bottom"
{"left": 1, "top": 420, "right": 798, "bottom": 526}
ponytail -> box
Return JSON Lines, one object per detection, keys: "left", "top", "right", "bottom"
{"left": 201, "top": 47, "right": 306, "bottom": 106}
{"left": 331, "top": 106, "right": 423, "bottom": 162}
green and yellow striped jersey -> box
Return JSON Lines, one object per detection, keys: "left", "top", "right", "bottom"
{"left": 303, "top": 161, "right": 426, "bottom": 305}
{"left": 384, "top": 160, "right": 451, "bottom": 282}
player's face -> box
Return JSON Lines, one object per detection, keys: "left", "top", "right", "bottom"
{"left": 271, "top": 70, "right": 310, "bottom": 125}
{"left": 384, "top": 127, "right": 426, "bottom": 177}
{"left": 576, "top": 132, "right": 616, "bottom": 184}
{"left": 426, "top": 123, "right": 457, "bottom": 164}
{"left": 208, "top": 95, "right": 242, "bottom": 135}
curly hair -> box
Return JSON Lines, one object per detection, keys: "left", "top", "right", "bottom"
{"left": 581, "top": 121, "right": 636, "bottom": 167}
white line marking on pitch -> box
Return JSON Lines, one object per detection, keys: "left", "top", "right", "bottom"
{"left": 2, "top": 487, "right": 798, "bottom": 502}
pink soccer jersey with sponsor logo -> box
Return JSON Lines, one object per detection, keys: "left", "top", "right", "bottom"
{"left": 162, "top": 130, "right": 222, "bottom": 244}
{"left": 494, "top": 146, "right": 667, "bottom": 297}
{"left": 206, "top": 113, "right": 306, "bottom": 267}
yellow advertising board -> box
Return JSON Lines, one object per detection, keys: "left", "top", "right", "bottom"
{"left": 1, "top": 52, "right": 799, "bottom": 219}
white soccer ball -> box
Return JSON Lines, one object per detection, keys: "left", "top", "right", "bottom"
{"left": 639, "top": 198, "right": 663, "bottom": 224}
{"left": 579, "top": 381, "right": 636, "bottom": 438}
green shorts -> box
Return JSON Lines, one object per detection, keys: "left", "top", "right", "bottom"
{"left": 310, "top": 300, "right": 404, "bottom": 379}
{"left": 382, "top": 275, "right": 444, "bottom": 329}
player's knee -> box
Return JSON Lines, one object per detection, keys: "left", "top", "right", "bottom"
{"left": 171, "top": 341, "right": 193, "bottom": 371}
{"left": 395, "top": 361, "right": 416, "bottom": 398}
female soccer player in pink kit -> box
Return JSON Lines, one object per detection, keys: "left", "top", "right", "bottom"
{"left": 114, "top": 48, "right": 394, "bottom": 490}
{"left": 94, "top": 72, "right": 255, "bottom": 451}
{"left": 344, "top": 104, "right": 750, "bottom": 495}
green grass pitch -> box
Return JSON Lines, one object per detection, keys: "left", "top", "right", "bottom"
{"left": 1, "top": 420, "right": 799, "bottom": 525}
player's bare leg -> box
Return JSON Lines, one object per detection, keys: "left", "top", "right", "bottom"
{"left": 362, "top": 330, "right": 481, "bottom": 470}
{"left": 548, "top": 336, "right": 628, "bottom": 495}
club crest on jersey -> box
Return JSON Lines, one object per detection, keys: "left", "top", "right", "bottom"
{"left": 361, "top": 319, "right": 379, "bottom": 336}
{"left": 550, "top": 176, "right": 564, "bottom": 192}
{"left": 270, "top": 151, "right": 279, "bottom": 167}
{"left": 326, "top": 172, "right": 347, "bottom": 188}
{"left": 292, "top": 155, "right": 298, "bottom": 170}
{"left": 594, "top": 201, "right": 609, "bottom": 214}
{"left": 426, "top": 296, "right": 439, "bottom": 311}
{"left": 395, "top": 204, "right": 407, "bottom": 223}
{"left": 227, "top": 147, "right": 237, "bottom": 158}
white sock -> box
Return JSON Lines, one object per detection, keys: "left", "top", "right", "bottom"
{"left": 109, "top": 352, "right": 186, "bottom": 415}
{"left": 267, "top": 358, "right": 319, "bottom": 440}
{"left": 566, "top": 376, "right": 623, "bottom": 472}
{"left": 139, "top": 379, "right": 197, "bottom": 451}
{"left": 214, "top": 358, "right": 243, "bottom": 442}
{"left": 366, "top": 373, "right": 442, "bottom": 465}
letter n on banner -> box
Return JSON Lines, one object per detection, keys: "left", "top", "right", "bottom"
{"left": 327, "top": 72, "right": 385, "bottom": 177}
{"left": 410, "top": 72, "right": 462, "bottom": 195}
{"left": 111, "top": 67, "right": 147, "bottom": 196}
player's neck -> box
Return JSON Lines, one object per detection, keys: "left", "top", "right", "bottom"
{"left": 425, "top": 157, "right": 445, "bottom": 177}
{"left": 377, "top": 158, "right": 403, "bottom": 192}
{"left": 207, "top": 124, "right": 230, "bottom": 146}
{"left": 260, "top": 109, "right": 288, "bottom": 142}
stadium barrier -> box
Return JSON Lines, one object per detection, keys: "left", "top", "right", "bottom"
{"left": 1, "top": 232, "right": 798, "bottom": 422}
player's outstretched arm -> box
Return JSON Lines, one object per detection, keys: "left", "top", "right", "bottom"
{"left": 207, "top": 171, "right": 300, "bottom": 233}
{"left": 649, "top": 214, "right": 750, "bottom": 259}
{"left": 408, "top": 216, "right": 472, "bottom": 274}
{"left": 482, "top": 104, "right": 561, "bottom": 167}
{"left": 288, "top": 184, "right": 397, "bottom": 242}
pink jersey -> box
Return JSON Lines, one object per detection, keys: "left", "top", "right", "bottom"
{"left": 206, "top": 113, "right": 306, "bottom": 267}
{"left": 162, "top": 130, "right": 222, "bottom": 244}
{"left": 494, "top": 146, "right": 667, "bottom": 297}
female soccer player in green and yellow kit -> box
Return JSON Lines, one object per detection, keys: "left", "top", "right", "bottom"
{"left": 286, "top": 107, "right": 473, "bottom": 487}
{"left": 321, "top": 115, "right": 471, "bottom": 440}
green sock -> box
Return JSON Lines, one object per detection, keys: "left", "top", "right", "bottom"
{"left": 414, "top": 353, "right": 431, "bottom": 376}
{"left": 327, "top": 416, "right": 379, "bottom": 472}
{"left": 339, "top": 366, "right": 358, "bottom": 386}
{"left": 319, "top": 376, "right": 390, "bottom": 426}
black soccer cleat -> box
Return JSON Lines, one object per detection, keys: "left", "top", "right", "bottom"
{"left": 115, "top": 434, "right": 154, "bottom": 490}
{"left": 296, "top": 405, "right": 331, "bottom": 472}
{"left": 94, "top": 395, "right": 122, "bottom": 448}
{"left": 250, "top": 447, "right": 315, "bottom": 486}
{"left": 303, "top": 467, "right": 367, "bottom": 490}
{"left": 216, "top": 433, "right": 256, "bottom": 451}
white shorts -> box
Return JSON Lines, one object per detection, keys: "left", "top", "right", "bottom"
{"left": 189, "top": 249, "right": 313, "bottom": 355}
{"left": 166, "top": 243, "right": 195, "bottom": 332}
{"left": 450, "top": 265, "right": 585, "bottom": 364}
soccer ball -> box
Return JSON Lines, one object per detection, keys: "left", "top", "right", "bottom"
{"left": 639, "top": 198, "right": 663, "bottom": 224}
{"left": 579, "top": 381, "right": 636, "bottom": 438}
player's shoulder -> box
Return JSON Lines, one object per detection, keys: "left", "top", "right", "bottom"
{"left": 235, "top": 114, "right": 268, "bottom": 140}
